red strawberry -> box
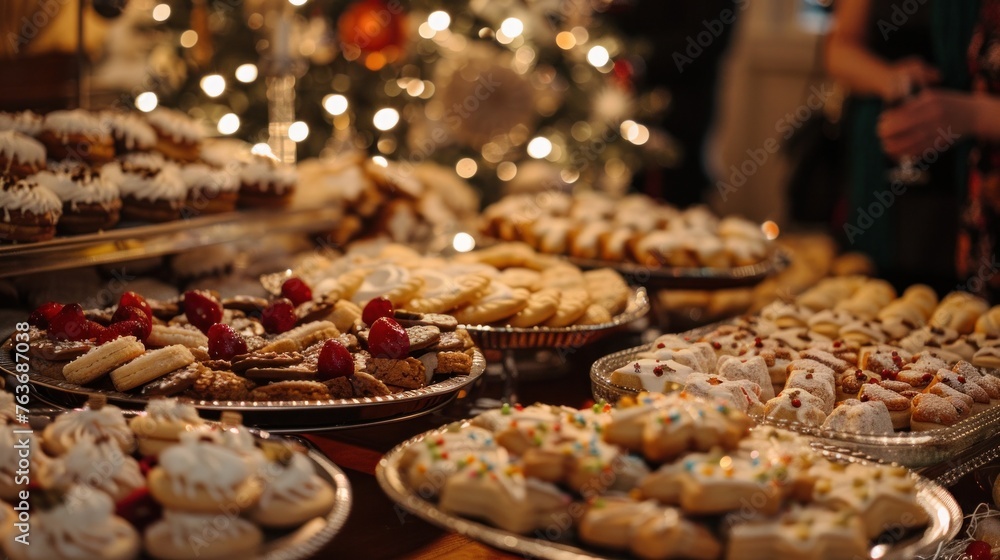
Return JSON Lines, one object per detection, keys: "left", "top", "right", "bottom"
{"left": 112, "top": 305, "right": 152, "bottom": 339}
{"left": 281, "top": 277, "right": 313, "bottom": 306}
{"left": 119, "top": 291, "right": 152, "bottom": 320}
{"left": 115, "top": 487, "right": 161, "bottom": 532}
{"left": 47, "top": 304, "right": 88, "bottom": 341}
{"left": 207, "top": 323, "right": 247, "bottom": 360}
{"left": 317, "top": 340, "right": 355, "bottom": 380}
{"left": 28, "top": 302, "right": 64, "bottom": 329}
{"left": 966, "top": 541, "right": 991, "bottom": 560}
{"left": 261, "top": 298, "right": 297, "bottom": 334}
{"left": 368, "top": 317, "right": 409, "bottom": 359}
{"left": 362, "top": 297, "right": 394, "bottom": 326}
{"left": 98, "top": 321, "right": 146, "bottom": 344}
{"left": 183, "top": 291, "right": 223, "bottom": 334}
{"left": 85, "top": 320, "right": 108, "bottom": 341}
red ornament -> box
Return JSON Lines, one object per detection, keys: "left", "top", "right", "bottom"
{"left": 338, "top": 0, "right": 405, "bottom": 53}
{"left": 613, "top": 59, "right": 634, "bottom": 90}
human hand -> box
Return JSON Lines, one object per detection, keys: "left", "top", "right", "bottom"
{"left": 877, "top": 89, "right": 972, "bottom": 160}
{"left": 884, "top": 57, "right": 940, "bottom": 102}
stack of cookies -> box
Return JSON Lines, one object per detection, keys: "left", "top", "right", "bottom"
{"left": 481, "top": 191, "right": 770, "bottom": 269}
{"left": 8, "top": 281, "right": 477, "bottom": 401}
{"left": 606, "top": 278, "right": 1000, "bottom": 436}
{"left": 1, "top": 396, "right": 339, "bottom": 560}
{"left": 397, "top": 392, "right": 930, "bottom": 560}
{"left": 0, "top": 108, "right": 297, "bottom": 243}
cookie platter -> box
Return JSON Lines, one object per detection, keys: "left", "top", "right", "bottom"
{"left": 462, "top": 287, "right": 649, "bottom": 350}
{"left": 377, "top": 420, "right": 961, "bottom": 560}
{"left": 591, "top": 343, "right": 1000, "bottom": 468}
{"left": 1, "top": 346, "right": 486, "bottom": 432}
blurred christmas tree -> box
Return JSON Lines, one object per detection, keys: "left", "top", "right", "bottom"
{"left": 108, "top": 0, "right": 677, "bottom": 200}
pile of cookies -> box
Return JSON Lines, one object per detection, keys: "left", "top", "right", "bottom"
{"left": 0, "top": 108, "right": 296, "bottom": 243}
{"left": 608, "top": 277, "right": 1000, "bottom": 435}
{"left": 1, "top": 395, "right": 339, "bottom": 559}
{"left": 272, "top": 241, "right": 633, "bottom": 328}
{"left": 9, "top": 282, "right": 477, "bottom": 402}
{"left": 397, "top": 392, "right": 930, "bottom": 559}
{"left": 298, "top": 155, "right": 480, "bottom": 247}
{"left": 480, "top": 191, "right": 770, "bottom": 269}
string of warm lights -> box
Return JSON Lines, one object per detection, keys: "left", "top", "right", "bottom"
{"left": 129, "top": 0, "right": 675, "bottom": 196}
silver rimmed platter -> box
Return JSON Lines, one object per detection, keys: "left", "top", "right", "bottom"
{"left": 461, "top": 287, "right": 649, "bottom": 351}
{"left": 591, "top": 344, "right": 1000, "bottom": 468}
{"left": 565, "top": 247, "right": 789, "bottom": 290}
{"left": 2, "top": 346, "right": 485, "bottom": 432}
{"left": 376, "top": 423, "right": 961, "bottom": 560}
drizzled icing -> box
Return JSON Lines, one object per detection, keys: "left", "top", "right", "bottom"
{"left": 0, "top": 176, "right": 62, "bottom": 221}
{"left": 0, "top": 130, "right": 45, "bottom": 168}
{"left": 158, "top": 432, "right": 251, "bottom": 501}
{"left": 238, "top": 154, "right": 297, "bottom": 191}
{"left": 179, "top": 163, "right": 239, "bottom": 193}
{"left": 403, "top": 426, "right": 497, "bottom": 494}
{"left": 157, "top": 509, "right": 259, "bottom": 550}
{"left": 105, "top": 158, "right": 186, "bottom": 202}
{"left": 55, "top": 436, "right": 144, "bottom": 498}
{"left": 612, "top": 358, "right": 694, "bottom": 393}
{"left": 32, "top": 485, "right": 136, "bottom": 559}
{"left": 31, "top": 162, "right": 120, "bottom": 209}
{"left": 146, "top": 108, "right": 205, "bottom": 143}
{"left": 43, "top": 404, "right": 134, "bottom": 453}
{"left": 0, "top": 110, "right": 43, "bottom": 136}
{"left": 257, "top": 452, "right": 327, "bottom": 509}
{"left": 100, "top": 112, "right": 156, "bottom": 150}
{"left": 44, "top": 110, "right": 109, "bottom": 140}
{"left": 682, "top": 373, "right": 764, "bottom": 415}
{"left": 350, "top": 264, "right": 412, "bottom": 305}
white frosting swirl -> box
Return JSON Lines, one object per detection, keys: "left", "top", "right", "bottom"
{"left": 0, "top": 130, "right": 45, "bottom": 168}
{"left": 0, "top": 176, "right": 63, "bottom": 220}
{"left": 258, "top": 452, "right": 325, "bottom": 509}
{"left": 43, "top": 405, "right": 135, "bottom": 453}
{"left": 238, "top": 154, "right": 297, "bottom": 191}
{"left": 55, "top": 437, "right": 144, "bottom": 498}
{"left": 36, "top": 485, "right": 136, "bottom": 559}
{"left": 159, "top": 432, "right": 251, "bottom": 501}
{"left": 146, "top": 108, "right": 205, "bottom": 143}
{"left": 157, "top": 509, "right": 259, "bottom": 550}
{"left": 44, "top": 110, "right": 108, "bottom": 140}
{"left": 350, "top": 264, "right": 411, "bottom": 304}
{"left": 31, "top": 163, "right": 120, "bottom": 209}
{"left": 144, "top": 398, "right": 203, "bottom": 424}
{"left": 105, "top": 159, "right": 186, "bottom": 202}
{"left": 100, "top": 112, "right": 156, "bottom": 151}
{"left": 180, "top": 163, "right": 239, "bottom": 193}
{"left": 0, "top": 111, "right": 44, "bottom": 136}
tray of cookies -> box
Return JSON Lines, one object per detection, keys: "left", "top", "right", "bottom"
{"left": 590, "top": 278, "right": 1000, "bottom": 467}
{"left": 260, "top": 241, "right": 650, "bottom": 351}
{"left": 376, "top": 392, "right": 960, "bottom": 560}
{"left": 2, "top": 287, "right": 485, "bottom": 431}
{"left": 479, "top": 192, "right": 787, "bottom": 289}
{"left": 6, "top": 395, "right": 350, "bottom": 560}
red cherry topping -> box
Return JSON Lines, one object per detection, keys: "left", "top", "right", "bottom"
{"left": 48, "top": 303, "right": 88, "bottom": 341}
{"left": 368, "top": 317, "right": 409, "bottom": 359}
{"left": 855, "top": 370, "right": 866, "bottom": 380}
{"left": 754, "top": 337, "right": 763, "bottom": 348}
{"left": 115, "top": 487, "right": 162, "bottom": 532}
{"left": 280, "top": 277, "right": 313, "bottom": 306}
{"left": 653, "top": 366, "right": 664, "bottom": 377}
{"left": 183, "top": 291, "right": 223, "bottom": 334}
{"left": 957, "top": 376, "right": 966, "bottom": 383}
{"left": 711, "top": 341, "right": 722, "bottom": 350}
{"left": 119, "top": 291, "right": 152, "bottom": 320}
{"left": 966, "top": 540, "right": 992, "bottom": 560}
{"left": 790, "top": 398, "right": 802, "bottom": 408}
{"left": 362, "top": 297, "right": 394, "bottom": 326}
{"left": 28, "top": 302, "right": 64, "bottom": 329}
{"left": 833, "top": 340, "right": 842, "bottom": 347}
{"left": 97, "top": 321, "right": 145, "bottom": 344}
{"left": 921, "top": 373, "right": 934, "bottom": 383}
{"left": 261, "top": 298, "right": 297, "bottom": 334}
{"left": 112, "top": 305, "right": 152, "bottom": 340}
{"left": 860, "top": 394, "right": 870, "bottom": 402}
{"left": 207, "top": 323, "right": 247, "bottom": 360}
{"left": 656, "top": 342, "right": 665, "bottom": 349}
{"left": 317, "top": 340, "right": 355, "bottom": 380}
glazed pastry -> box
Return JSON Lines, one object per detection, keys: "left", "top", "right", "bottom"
{"left": 129, "top": 398, "right": 207, "bottom": 456}
{"left": 681, "top": 372, "right": 765, "bottom": 416}
{"left": 147, "top": 431, "right": 263, "bottom": 512}
{"left": 0, "top": 175, "right": 62, "bottom": 242}
{"left": 821, "top": 399, "right": 894, "bottom": 435}
{"left": 101, "top": 112, "right": 157, "bottom": 154}
{"left": 236, "top": 153, "right": 297, "bottom": 208}
{"left": 763, "top": 389, "right": 827, "bottom": 427}
{"left": 399, "top": 425, "right": 498, "bottom": 498}
{"left": 725, "top": 505, "right": 869, "bottom": 560}
{"left": 32, "top": 162, "right": 122, "bottom": 233}
{"left": 858, "top": 383, "right": 912, "bottom": 430}
{"left": 42, "top": 402, "right": 135, "bottom": 455}
{"left": 3, "top": 485, "right": 140, "bottom": 560}
{"left": 248, "top": 448, "right": 336, "bottom": 528}
{"left": 52, "top": 435, "right": 145, "bottom": 501}
{"left": 0, "top": 110, "right": 43, "bottom": 136}
{"left": 808, "top": 462, "right": 928, "bottom": 538}
{"left": 609, "top": 358, "right": 694, "bottom": 394}
{"left": 145, "top": 108, "right": 204, "bottom": 162}
{"left": 179, "top": 163, "right": 239, "bottom": 215}
{"left": 0, "top": 130, "right": 45, "bottom": 178}
{"left": 105, "top": 153, "right": 186, "bottom": 222}
{"left": 38, "top": 109, "right": 115, "bottom": 164}
{"left": 909, "top": 393, "right": 964, "bottom": 431}
{"left": 144, "top": 509, "right": 262, "bottom": 560}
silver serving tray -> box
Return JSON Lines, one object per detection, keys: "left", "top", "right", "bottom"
{"left": 461, "top": 287, "right": 649, "bottom": 350}
{"left": 591, "top": 344, "right": 1000, "bottom": 468}
{"left": 1, "top": 345, "right": 485, "bottom": 432}
{"left": 377, "top": 423, "right": 961, "bottom": 560}
{"left": 564, "top": 246, "right": 789, "bottom": 290}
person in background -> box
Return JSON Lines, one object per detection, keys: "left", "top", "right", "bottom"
{"left": 825, "top": 0, "right": 980, "bottom": 294}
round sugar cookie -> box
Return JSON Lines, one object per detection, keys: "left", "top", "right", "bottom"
{"left": 452, "top": 283, "right": 530, "bottom": 325}
{"left": 507, "top": 289, "right": 560, "bottom": 328}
